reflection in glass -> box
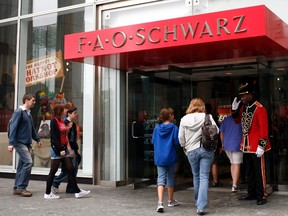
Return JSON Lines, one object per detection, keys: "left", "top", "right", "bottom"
{"left": 0, "top": 21, "right": 17, "bottom": 165}
{"left": 0, "top": 0, "right": 18, "bottom": 19}
{"left": 21, "top": 0, "right": 92, "bottom": 15}
{"left": 18, "top": 7, "right": 93, "bottom": 168}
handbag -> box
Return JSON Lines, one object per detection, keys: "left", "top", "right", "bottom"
{"left": 77, "top": 152, "right": 82, "bottom": 165}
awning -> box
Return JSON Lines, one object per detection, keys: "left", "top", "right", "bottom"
{"left": 64, "top": 5, "right": 288, "bottom": 70}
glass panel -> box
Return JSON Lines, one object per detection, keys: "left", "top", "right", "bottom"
{"left": 266, "top": 59, "right": 288, "bottom": 188}
{"left": 127, "top": 69, "right": 193, "bottom": 188}
{"left": 127, "top": 71, "right": 157, "bottom": 187}
{"left": 21, "top": 0, "right": 93, "bottom": 15}
{"left": 102, "top": 0, "right": 192, "bottom": 28}
{"left": 18, "top": 7, "right": 93, "bottom": 169}
{"left": 0, "top": 0, "right": 18, "bottom": 19}
{"left": 0, "top": 21, "right": 17, "bottom": 166}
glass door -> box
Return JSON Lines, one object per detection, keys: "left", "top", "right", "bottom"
{"left": 127, "top": 70, "right": 157, "bottom": 188}
{"left": 127, "top": 68, "right": 192, "bottom": 188}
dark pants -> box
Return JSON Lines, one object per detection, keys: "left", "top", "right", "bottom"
{"left": 46, "top": 157, "right": 80, "bottom": 195}
{"left": 53, "top": 150, "right": 79, "bottom": 193}
{"left": 245, "top": 153, "right": 267, "bottom": 201}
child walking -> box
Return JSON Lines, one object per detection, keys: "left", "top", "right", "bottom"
{"left": 152, "top": 107, "right": 180, "bottom": 212}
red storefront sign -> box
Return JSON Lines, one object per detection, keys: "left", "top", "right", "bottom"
{"left": 64, "top": 5, "right": 288, "bottom": 69}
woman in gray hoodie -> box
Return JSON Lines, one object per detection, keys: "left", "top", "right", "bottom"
{"left": 178, "top": 98, "right": 219, "bottom": 215}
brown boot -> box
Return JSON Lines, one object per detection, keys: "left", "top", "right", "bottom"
{"left": 13, "top": 189, "right": 32, "bottom": 197}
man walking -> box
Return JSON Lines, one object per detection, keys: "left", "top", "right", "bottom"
{"left": 232, "top": 78, "right": 271, "bottom": 205}
{"left": 8, "top": 94, "right": 43, "bottom": 197}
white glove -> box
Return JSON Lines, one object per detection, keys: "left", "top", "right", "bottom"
{"left": 255, "top": 146, "right": 265, "bottom": 157}
{"left": 232, "top": 97, "right": 241, "bottom": 110}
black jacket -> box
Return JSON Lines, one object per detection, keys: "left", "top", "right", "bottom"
{"left": 64, "top": 119, "right": 79, "bottom": 151}
{"left": 50, "top": 117, "right": 67, "bottom": 154}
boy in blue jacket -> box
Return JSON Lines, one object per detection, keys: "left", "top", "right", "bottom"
{"left": 152, "top": 107, "right": 180, "bottom": 213}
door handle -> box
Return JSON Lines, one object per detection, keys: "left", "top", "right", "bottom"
{"left": 132, "top": 121, "right": 139, "bottom": 138}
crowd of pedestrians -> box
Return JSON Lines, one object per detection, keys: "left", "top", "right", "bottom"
{"left": 8, "top": 94, "right": 90, "bottom": 200}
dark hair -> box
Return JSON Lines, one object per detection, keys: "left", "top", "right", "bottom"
{"left": 67, "top": 106, "right": 77, "bottom": 116}
{"left": 22, "top": 94, "right": 35, "bottom": 104}
{"left": 157, "top": 107, "right": 174, "bottom": 123}
{"left": 53, "top": 104, "right": 66, "bottom": 119}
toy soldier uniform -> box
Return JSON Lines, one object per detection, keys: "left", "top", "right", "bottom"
{"left": 232, "top": 78, "right": 271, "bottom": 205}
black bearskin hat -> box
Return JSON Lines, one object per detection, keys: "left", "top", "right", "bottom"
{"left": 238, "top": 77, "right": 257, "bottom": 95}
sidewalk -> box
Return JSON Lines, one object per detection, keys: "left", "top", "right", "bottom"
{"left": 0, "top": 177, "right": 287, "bottom": 216}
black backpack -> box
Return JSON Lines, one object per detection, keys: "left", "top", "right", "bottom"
{"left": 200, "top": 114, "right": 218, "bottom": 151}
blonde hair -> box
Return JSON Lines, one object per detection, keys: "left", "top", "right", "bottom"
{"left": 186, "top": 98, "right": 206, "bottom": 114}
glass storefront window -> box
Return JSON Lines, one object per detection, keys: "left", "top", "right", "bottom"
{"left": 267, "top": 59, "right": 288, "bottom": 187}
{"left": 0, "top": 21, "right": 17, "bottom": 166}
{"left": 21, "top": 0, "right": 93, "bottom": 15}
{"left": 102, "top": 0, "right": 192, "bottom": 28}
{"left": 0, "top": 0, "right": 18, "bottom": 20}
{"left": 17, "top": 7, "right": 93, "bottom": 170}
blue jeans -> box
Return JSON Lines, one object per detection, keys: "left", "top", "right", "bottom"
{"left": 14, "top": 143, "right": 33, "bottom": 190}
{"left": 157, "top": 165, "right": 175, "bottom": 187}
{"left": 53, "top": 150, "right": 78, "bottom": 192}
{"left": 187, "top": 147, "right": 214, "bottom": 211}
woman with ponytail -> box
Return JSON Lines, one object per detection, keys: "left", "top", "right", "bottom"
{"left": 152, "top": 107, "right": 180, "bottom": 213}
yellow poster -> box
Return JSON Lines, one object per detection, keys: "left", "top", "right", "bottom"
{"left": 25, "top": 50, "right": 64, "bottom": 87}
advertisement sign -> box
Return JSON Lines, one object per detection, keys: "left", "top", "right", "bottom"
{"left": 63, "top": 5, "right": 288, "bottom": 70}
{"left": 26, "top": 50, "right": 64, "bottom": 87}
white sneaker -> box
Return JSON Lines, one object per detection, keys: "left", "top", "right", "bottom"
{"left": 52, "top": 186, "right": 59, "bottom": 194}
{"left": 156, "top": 202, "right": 164, "bottom": 212}
{"left": 75, "top": 189, "right": 90, "bottom": 198}
{"left": 231, "top": 185, "right": 238, "bottom": 192}
{"left": 168, "top": 199, "right": 179, "bottom": 207}
{"left": 44, "top": 192, "right": 60, "bottom": 199}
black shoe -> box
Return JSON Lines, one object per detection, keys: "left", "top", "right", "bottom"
{"left": 197, "top": 209, "right": 206, "bottom": 215}
{"left": 257, "top": 199, "right": 267, "bottom": 205}
{"left": 239, "top": 194, "right": 257, "bottom": 200}
{"left": 212, "top": 181, "right": 223, "bottom": 187}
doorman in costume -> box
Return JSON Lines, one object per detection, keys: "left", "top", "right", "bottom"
{"left": 232, "top": 78, "right": 271, "bottom": 205}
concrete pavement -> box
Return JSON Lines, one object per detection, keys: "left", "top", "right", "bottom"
{"left": 0, "top": 177, "right": 288, "bottom": 216}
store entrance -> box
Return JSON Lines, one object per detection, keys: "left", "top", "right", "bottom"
{"left": 127, "top": 60, "right": 283, "bottom": 190}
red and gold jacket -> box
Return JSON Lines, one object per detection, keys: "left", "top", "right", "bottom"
{"left": 233, "top": 101, "right": 271, "bottom": 153}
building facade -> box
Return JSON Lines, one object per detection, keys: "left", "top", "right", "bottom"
{"left": 0, "top": 0, "right": 288, "bottom": 190}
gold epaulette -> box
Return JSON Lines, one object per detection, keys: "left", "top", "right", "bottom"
{"left": 255, "top": 101, "right": 263, "bottom": 107}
